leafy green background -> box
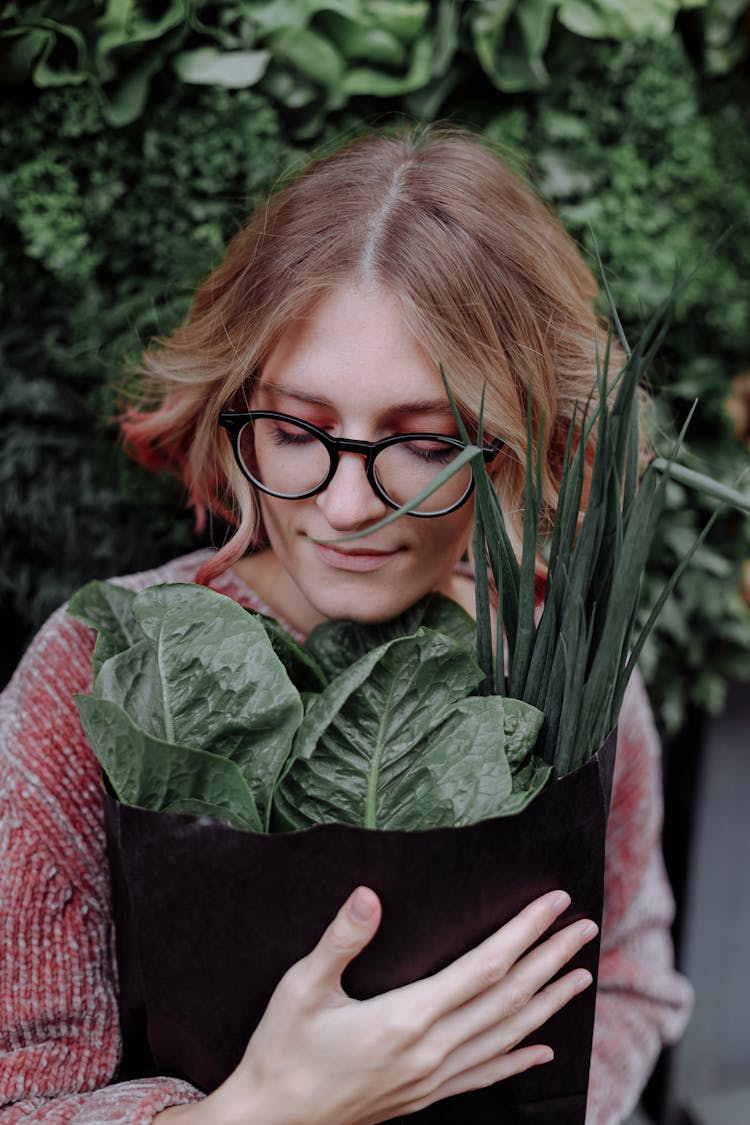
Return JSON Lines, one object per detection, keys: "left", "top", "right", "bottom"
{"left": 2, "top": 0, "right": 749, "bottom": 732}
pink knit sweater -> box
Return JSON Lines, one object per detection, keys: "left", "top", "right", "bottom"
{"left": 0, "top": 549, "right": 692, "bottom": 1124}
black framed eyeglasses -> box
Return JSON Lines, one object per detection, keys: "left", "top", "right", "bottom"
{"left": 219, "top": 410, "right": 504, "bottom": 518}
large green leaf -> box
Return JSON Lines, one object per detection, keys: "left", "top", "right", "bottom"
{"left": 73, "top": 583, "right": 302, "bottom": 826}
{"left": 502, "top": 696, "right": 547, "bottom": 773}
{"left": 259, "top": 613, "right": 329, "bottom": 692}
{"left": 304, "top": 593, "right": 477, "bottom": 681}
{"left": 126, "top": 584, "right": 303, "bottom": 823}
{"left": 386, "top": 694, "right": 547, "bottom": 826}
{"left": 68, "top": 580, "right": 142, "bottom": 678}
{"left": 75, "top": 695, "right": 262, "bottom": 831}
{"left": 274, "top": 629, "right": 542, "bottom": 830}
{"left": 500, "top": 755, "right": 552, "bottom": 813}
{"left": 382, "top": 697, "right": 513, "bottom": 829}
{"left": 487, "top": 695, "right": 550, "bottom": 812}
{"left": 93, "top": 638, "right": 166, "bottom": 739}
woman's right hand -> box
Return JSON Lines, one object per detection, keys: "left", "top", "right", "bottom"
{"left": 155, "top": 886, "right": 597, "bottom": 1125}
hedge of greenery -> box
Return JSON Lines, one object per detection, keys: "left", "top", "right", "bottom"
{"left": 2, "top": 2, "right": 749, "bottom": 731}
{"left": 3, "top": 0, "right": 746, "bottom": 129}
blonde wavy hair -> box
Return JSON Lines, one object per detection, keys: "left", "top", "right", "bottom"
{"left": 121, "top": 124, "right": 622, "bottom": 588}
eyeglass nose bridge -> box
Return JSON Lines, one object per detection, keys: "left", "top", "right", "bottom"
{"left": 321, "top": 436, "right": 384, "bottom": 505}
{"left": 331, "top": 436, "right": 379, "bottom": 456}
{"left": 327, "top": 435, "right": 380, "bottom": 474}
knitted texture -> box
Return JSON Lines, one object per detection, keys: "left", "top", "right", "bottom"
{"left": 0, "top": 549, "right": 692, "bottom": 1123}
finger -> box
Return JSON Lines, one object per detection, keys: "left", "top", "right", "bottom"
{"left": 435, "top": 917, "right": 598, "bottom": 1050}
{"left": 298, "top": 886, "right": 383, "bottom": 995}
{"left": 434, "top": 965, "right": 593, "bottom": 1084}
{"left": 405, "top": 1043, "right": 555, "bottom": 1114}
{"left": 403, "top": 966, "right": 591, "bottom": 1114}
{"left": 406, "top": 890, "right": 572, "bottom": 1022}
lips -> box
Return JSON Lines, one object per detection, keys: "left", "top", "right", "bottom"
{"left": 313, "top": 542, "right": 402, "bottom": 572}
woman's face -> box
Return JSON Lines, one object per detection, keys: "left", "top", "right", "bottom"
{"left": 246, "top": 283, "right": 475, "bottom": 632}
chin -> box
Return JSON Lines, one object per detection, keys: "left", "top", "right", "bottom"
{"left": 309, "top": 580, "right": 426, "bottom": 625}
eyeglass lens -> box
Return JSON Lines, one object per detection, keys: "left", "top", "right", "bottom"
{"left": 237, "top": 416, "right": 473, "bottom": 514}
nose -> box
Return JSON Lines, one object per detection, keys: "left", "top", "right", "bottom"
{"left": 314, "top": 451, "right": 389, "bottom": 530}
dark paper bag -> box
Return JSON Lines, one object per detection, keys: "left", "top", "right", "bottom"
{"left": 104, "top": 728, "right": 617, "bottom": 1125}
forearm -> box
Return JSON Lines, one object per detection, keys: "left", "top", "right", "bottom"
{"left": 0, "top": 1080, "right": 202, "bottom": 1125}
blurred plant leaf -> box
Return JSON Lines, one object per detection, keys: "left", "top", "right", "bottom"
{"left": 469, "top": 0, "right": 555, "bottom": 92}
{"left": 557, "top": 0, "right": 691, "bottom": 40}
{"left": 173, "top": 46, "right": 270, "bottom": 87}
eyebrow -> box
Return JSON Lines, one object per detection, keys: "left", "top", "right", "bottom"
{"left": 259, "top": 381, "right": 455, "bottom": 417}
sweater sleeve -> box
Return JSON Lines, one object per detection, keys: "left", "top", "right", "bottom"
{"left": 0, "top": 605, "right": 204, "bottom": 1122}
{"left": 586, "top": 672, "right": 693, "bottom": 1125}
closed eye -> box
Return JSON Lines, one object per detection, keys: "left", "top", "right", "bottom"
{"left": 399, "top": 440, "right": 460, "bottom": 465}
{"left": 269, "top": 424, "right": 318, "bottom": 447}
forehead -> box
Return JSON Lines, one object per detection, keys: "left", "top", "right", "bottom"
{"left": 258, "top": 284, "right": 449, "bottom": 414}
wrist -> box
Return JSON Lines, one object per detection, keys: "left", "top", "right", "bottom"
{"left": 152, "top": 1104, "right": 205, "bottom": 1124}
{"left": 151, "top": 1060, "right": 293, "bottom": 1125}
{"left": 150, "top": 1086, "right": 251, "bottom": 1125}
{"left": 196, "top": 1068, "right": 291, "bottom": 1125}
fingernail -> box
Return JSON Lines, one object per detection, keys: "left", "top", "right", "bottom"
{"left": 574, "top": 970, "right": 593, "bottom": 993}
{"left": 349, "top": 886, "right": 376, "bottom": 922}
{"left": 538, "top": 1047, "right": 554, "bottom": 1064}
{"left": 579, "top": 921, "right": 598, "bottom": 941}
{"left": 552, "top": 891, "right": 571, "bottom": 914}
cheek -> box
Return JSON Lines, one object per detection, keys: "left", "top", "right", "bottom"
{"left": 419, "top": 509, "right": 473, "bottom": 565}
{"left": 257, "top": 495, "right": 293, "bottom": 551}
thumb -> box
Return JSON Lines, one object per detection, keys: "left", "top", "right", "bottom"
{"left": 305, "top": 886, "right": 382, "bottom": 994}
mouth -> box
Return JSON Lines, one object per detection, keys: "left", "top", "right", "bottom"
{"left": 313, "top": 542, "right": 403, "bottom": 572}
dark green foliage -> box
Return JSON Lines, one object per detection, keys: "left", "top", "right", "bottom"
{"left": 0, "top": 81, "right": 299, "bottom": 680}
{"left": 3, "top": 1, "right": 745, "bottom": 128}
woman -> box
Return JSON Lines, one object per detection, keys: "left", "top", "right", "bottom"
{"left": 0, "top": 125, "right": 691, "bottom": 1124}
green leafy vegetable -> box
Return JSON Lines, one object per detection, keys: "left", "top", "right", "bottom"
{"left": 70, "top": 582, "right": 547, "bottom": 833}
{"left": 259, "top": 615, "right": 329, "bottom": 693}
{"left": 304, "top": 592, "right": 477, "bottom": 681}
{"left": 72, "top": 582, "right": 304, "bottom": 829}
{"left": 76, "top": 694, "right": 263, "bottom": 831}
{"left": 273, "top": 628, "right": 545, "bottom": 830}
{"left": 68, "top": 581, "right": 142, "bottom": 677}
